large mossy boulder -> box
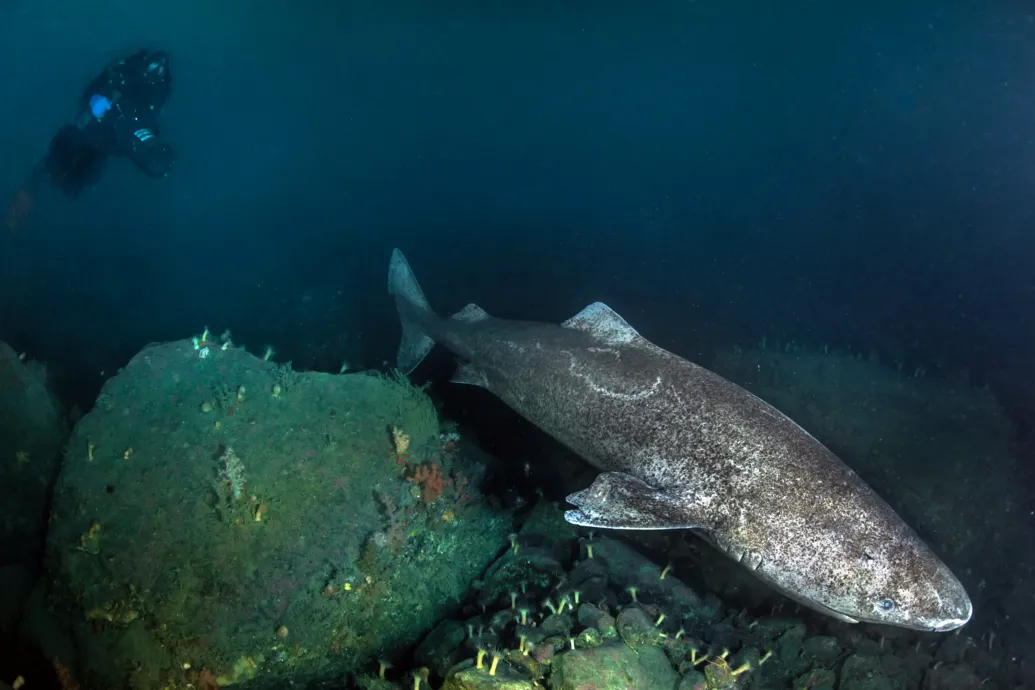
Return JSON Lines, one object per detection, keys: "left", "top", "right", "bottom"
{"left": 0, "top": 341, "right": 67, "bottom": 567}
{"left": 43, "top": 339, "right": 511, "bottom": 689}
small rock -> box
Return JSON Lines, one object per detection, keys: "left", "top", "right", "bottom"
{"left": 539, "top": 636, "right": 568, "bottom": 654}
{"left": 415, "top": 620, "right": 468, "bottom": 677}
{"left": 801, "top": 635, "right": 840, "bottom": 666}
{"left": 922, "top": 663, "right": 983, "bottom": 690}
{"left": 571, "top": 574, "right": 610, "bottom": 604}
{"left": 540, "top": 613, "right": 573, "bottom": 636}
{"left": 851, "top": 637, "right": 886, "bottom": 657}
{"left": 598, "top": 614, "right": 618, "bottom": 639}
{"left": 663, "top": 581, "right": 705, "bottom": 618}
{"left": 677, "top": 669, "right": 706, "bottom": 690}
{"left": 882, "top": 653, "right": 919, "bottom": 689}
{"left": 703, "top": 621, "right": 740, "bottom": 652}
{"left": 933, "top": 635, "right": 972, "bottom": 665}
{"left": 550, "top": 642, "right": 678, "bottom": 690}
{"left": 569, "top": 556, "right": 610, "bottom": 585}
{"left": 776, "top": 623, "right": 807, "bottom": 667}
{"left": 696, "top": 593, "right": 725, "bottom": 625}
{"left": 839, "top": 654, "right": 889, "bottom": 690}
{"left": 440, "top": 659, "right": 537, "bottom": 690}
{"left": 575, "top": 628, "right": 603, "bottom": 649}
{"left": 751, "top": 616, "right": 801, "bottom": 638}
{"left": 617, "top": 607, "right": 659, "bottom": 648}
{"left": 489, "top": 608, "right": 516, "bottom": 631}
{"left": 793, "top": 668, "right": 835, "bottom": 690}
{"left": 659, "top": 634, "right": 696, "bottom": 667}
{"left": 576, "top": 603, "right": 607, "bottom": 629}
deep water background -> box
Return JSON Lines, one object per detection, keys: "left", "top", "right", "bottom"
{"left": 2, "top": 3, "right": 1035, "bottom": 489}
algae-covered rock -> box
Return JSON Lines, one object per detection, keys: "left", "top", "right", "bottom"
{"left": 794, "top": 668, "right": 835, "bottom": 690}
{"left": 43, "top": 340, "right": 513, "bottom": 689}
{"left": 659, "top": 632, "right": 696, "bottom": 669}
{"left": 678, "top": 669, "right": 706, "bottom": 690}
{"left": 933, "top": 633, "right": 971, "bottom": 664}
{"left": 751, "top": 616, "right": 800, "bottom": 639}
{"left": 921, "top": 663, "right": 983, "bottom": 690}
{"left": 801, "top": 635, "right": 840, "bottom": 666}
{"left": 0, "top": 341, "right": 68, "bottom": 566}
{"left": 549, "top": 642, "right": 678, "bottom": 690}
{"left": 355, "top": 676, "right": 401, "bottom": 690}
{"left": 776, "top": 622, "right": 807, "bottom": 666}
{"left": 442, "top": 660, "right": 537, "bottom": 690}
{"left": 476, "top": 503, "right": 570, "bottom": 612}
{"left": 575, "top": 603, "right": 605, "bottom": 629}
{"left": 216, "top": 654, "right": 265, "bottom": 686}
{"left": 540, "top": 612, "right": 574, "bottom": 637}
{"left": 415, "top": 619, "right": 468, "bottom": 678}
{"left": 839, "top": 654, "right": 895, "bottom": 690}
{"left": 575, "top": 603, "right": 616, "bottom": 639}
{"left": 617, "top": 606, "right": 658, "bottom": 648}
{"left": 881, "top": 653, "right": 919, "bottom": 690}
{"left": 575, "top": 627, "right": 603, "bottom": 649}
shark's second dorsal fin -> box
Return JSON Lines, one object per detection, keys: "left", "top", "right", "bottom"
{"left": 451, "top": 303, "right": 491, "bottom": 323}
{"left": 562, "top": 302, "right": 642, "bottom": 346}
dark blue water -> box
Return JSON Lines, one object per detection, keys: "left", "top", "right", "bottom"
{"left": 1, "top": 0, "right": 1031, "bottom": 413}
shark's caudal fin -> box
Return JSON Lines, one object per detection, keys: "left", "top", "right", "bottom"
{"left": 387, "top": 249, "right": 436, "bottom": 373}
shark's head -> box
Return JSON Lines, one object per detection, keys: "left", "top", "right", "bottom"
{"left": 761, "top": 509, "right": 973, "bottom": 632}
{"left": 831, "top": 534, "right": 971, "bottom": 631}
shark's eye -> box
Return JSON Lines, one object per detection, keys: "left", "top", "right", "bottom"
{"left": 876, "top": 598, "right": 896, "bottom": 612}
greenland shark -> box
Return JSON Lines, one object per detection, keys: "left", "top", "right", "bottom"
{"left": 387, "top": 249, "right": 972, "bottom": 631}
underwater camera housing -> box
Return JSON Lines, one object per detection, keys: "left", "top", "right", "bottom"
{"left": 129, "top": 128, "right": 175, "bottom": 178}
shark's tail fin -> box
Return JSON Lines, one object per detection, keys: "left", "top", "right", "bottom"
{"left": 388, "top": 249, "right": 436, "bottom": 373}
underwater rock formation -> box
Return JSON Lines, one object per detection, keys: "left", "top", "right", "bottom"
{"left": 0, "top": 341, "right": 67, "bottom": 564}
{"left": 40, "top": 338, "right": 511, "bottom": 689}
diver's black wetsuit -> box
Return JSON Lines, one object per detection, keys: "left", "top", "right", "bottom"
{"left": 44, "top": 49, "right": 175, "bottom": 197}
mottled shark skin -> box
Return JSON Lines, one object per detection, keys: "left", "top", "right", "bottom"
{"left": 387, "top": 249, "right": 972, "bottom": 631}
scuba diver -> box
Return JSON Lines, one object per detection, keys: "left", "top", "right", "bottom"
{"left": 4, "top": 49, "right": 175, "bottom": 230}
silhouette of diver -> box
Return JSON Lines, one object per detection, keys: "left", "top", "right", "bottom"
{"left": 5, "top": 49, "right": 175, "bottom": 230}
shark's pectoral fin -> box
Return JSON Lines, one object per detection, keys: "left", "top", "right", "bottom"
{"left": 564, "top": 472, "right": 704, "bottom": 530}
{"left": 450, "top": 361, "right": 489, "bottom": 388}
{"left": 561, "top": 302, "right": 647, "bottom": 347}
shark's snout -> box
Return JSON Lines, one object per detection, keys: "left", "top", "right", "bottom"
{"left": 931, "top": 583, "right": 973, "bottom": 632}
{"left": 918, "top": 566, "right": 973, "bottom": 632}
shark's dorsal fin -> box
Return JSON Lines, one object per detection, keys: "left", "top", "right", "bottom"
{"left": 451, "top": 303, "right": 492, "bottom": 323}
{"left": 562, "top": 302, "right": 642, "bottom": 346}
